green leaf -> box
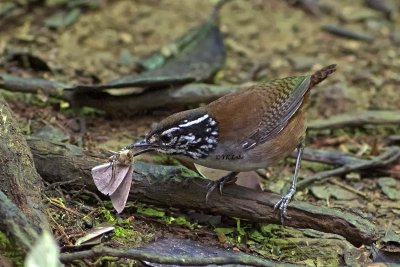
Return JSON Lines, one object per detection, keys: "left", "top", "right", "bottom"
{"left": 67, "top": 20, "right": 225, "bottom": 92}
{"left": 249, "top": 230, "right": 265, "bottom": 242}
{"left": 260, "top": 224, "right": 280, "bottom": 235}
{"left": 141, "top": 21, "right": 216, "bottom": 70}
{"left": 378, "top": 177, "right": 400, "bottom": 200}
{"left": 214, "top": 227, "right": 235, "bottom": 235}
{"left": 310, "top": 185, "right": 358, "bottom": 200}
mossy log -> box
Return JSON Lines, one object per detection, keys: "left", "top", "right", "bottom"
{"left": 27, "top": 138, "right": 378, "bottom": 247}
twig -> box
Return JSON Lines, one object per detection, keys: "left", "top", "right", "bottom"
{"left": 47, "top": 210, "right": 72, "bottom": 245}
{"left": 59, "top": 246, "right": 299, "bottom": 267}
{"left": 298, "top": 147, "right": 400, "bottom": 189}
{"left": 209, "top": 0, "right": 232, "bottom": 23}
{"left": 47, "top": 197, "right": 85, "bottom": 218}
{"left": 364, "top": 0, "right": 393, "bottom": 20}
{"left": 308, "top": 110, "right": 400, "bottom": 130}
{"left": 321, "top": 24, "right": 374, "bottom": 43}
{"left": 81, "top": 189, "right": 103, "bottom": 204}
{"left": 45, "top": 178, "right": 81, "bottom": 191}
{"left": 295, "top": 147, "right": 366, "bottom": 166}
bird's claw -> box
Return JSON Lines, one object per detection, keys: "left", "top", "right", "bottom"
{"left": 205, "top": 173, "right": 238, "bottom": 203}
{"left": 205, "top": 181, "right": 219, "bottom": 203}
{"left": 274, "top": 189, "right": 295, "bottom": 225}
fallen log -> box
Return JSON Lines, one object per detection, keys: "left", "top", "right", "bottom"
{"left": 28, "top": 138, "right": 377, "bottom": 247}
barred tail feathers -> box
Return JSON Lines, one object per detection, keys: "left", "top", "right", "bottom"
{"left": 309, "top": 64, "right": 337, "bottom": 89}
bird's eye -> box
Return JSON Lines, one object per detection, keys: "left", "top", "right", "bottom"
{"left": 160, "top": 134, "right": 173, "bottom": 144}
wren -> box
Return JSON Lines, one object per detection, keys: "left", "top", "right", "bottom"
{"left": 129, "top": 64, "right": 337, "bottom": 223}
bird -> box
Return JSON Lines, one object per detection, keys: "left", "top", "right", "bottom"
{"left": 128, "top": 64, "right": 337, "bottom": 223}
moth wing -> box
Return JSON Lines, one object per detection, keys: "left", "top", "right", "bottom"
{"left": 92, "top": 163, "right": 130, "bottom": 195}
{"left": 110, "top": 166, "right": 133, "bottom": 213}
{"left": 91, "top": 163, "right": 114, "bottom": 194}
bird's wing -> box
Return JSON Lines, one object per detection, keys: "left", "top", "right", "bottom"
{"left": 240, "top": 75, "right": 310, "bottom": 150}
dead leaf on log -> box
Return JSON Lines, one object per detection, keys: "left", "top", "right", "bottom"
{"left": 67, "top": 20, "right": 225, "bottom": 92}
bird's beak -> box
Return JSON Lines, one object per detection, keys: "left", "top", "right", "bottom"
{"left": 124, "top": 139, "right": 156, "bottom": 157}
{"left": 133, "top": 139, "right": 150, "bottom": 148}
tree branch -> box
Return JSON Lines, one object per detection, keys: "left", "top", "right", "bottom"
{"left": 297, "top": 147, "right": 400, "bottom": 189}
{"left": 59, "top": 246, "right": 299, "bottom": 267}
{"left": 308, "top": 110, "right": 400, "bottom": 130}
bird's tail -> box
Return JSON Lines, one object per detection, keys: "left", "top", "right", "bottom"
{"left": 309, "top": 64, "right": 337, "bottom": 89}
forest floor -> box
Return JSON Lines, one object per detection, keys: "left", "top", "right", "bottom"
{"left": 1, "top": 0, "right": 400, "bottom": 266}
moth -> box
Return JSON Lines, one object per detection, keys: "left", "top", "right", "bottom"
{"left": 91, "top": 149, "right": 134, "bottom": 213}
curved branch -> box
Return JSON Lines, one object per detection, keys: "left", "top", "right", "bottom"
{"left": 59, "top": 246, "right": 298, "bottom": 267}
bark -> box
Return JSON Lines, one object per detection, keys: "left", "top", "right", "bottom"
{"left": 0, "top": 96, "right": 48, "bottom": 254}
{"left": 28, "top": 138, "right": 377, "bottom": 247}
{"left": 0, "top": 191, "right": 39, "bottom": 250}
{"left": 0, "top": 96, "right": 46, "bottom": 229}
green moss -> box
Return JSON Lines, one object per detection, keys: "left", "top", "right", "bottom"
{"left": 136, "top": 204, "right": 198, "bottom": 229}
{"left": 114, "top": 226, "right": 133, "bottom": 238}
{"left": 162, "top": 215, "right": 198, "bottom": 230}
{"left": 0, "top": 231, "right": 24, "bottom": 267}
{"left": 99, "top": 207, "right": 116, "bottom": 223}
{"left": 136, "top": 206, "right": 165, "bottom": 218}
{"left": 113, "top": 220, "right": 154, "bottom": 248}
{"left": 0, "top": 231, "right": 10, "bottom": 248}
{"left": 177, "top": 166, "right": 200, "bottom": 178}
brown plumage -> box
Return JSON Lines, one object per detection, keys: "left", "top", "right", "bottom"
{"left": 131, "top": 64, "right": 337, "bottom": 223}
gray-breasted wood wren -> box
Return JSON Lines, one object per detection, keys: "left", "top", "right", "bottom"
{"left": 129, "top": 64, "right": 337, "bottom": 223}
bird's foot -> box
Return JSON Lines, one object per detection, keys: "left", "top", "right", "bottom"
{"left": 205, "top": 172, "right": 238, "bottom": 202}
{"left": 274, "top": 187, "right": 295, "bottom": 225}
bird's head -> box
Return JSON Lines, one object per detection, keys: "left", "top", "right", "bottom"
{"left": 131, "top": 111, "right": 219, "bottom": 159}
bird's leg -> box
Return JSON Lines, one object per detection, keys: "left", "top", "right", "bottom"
{"left": 274, "top": 142, "right": 304, "bottom": 224}
{"left": 205, "top": 171, "right": 239, "bottom": 202}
